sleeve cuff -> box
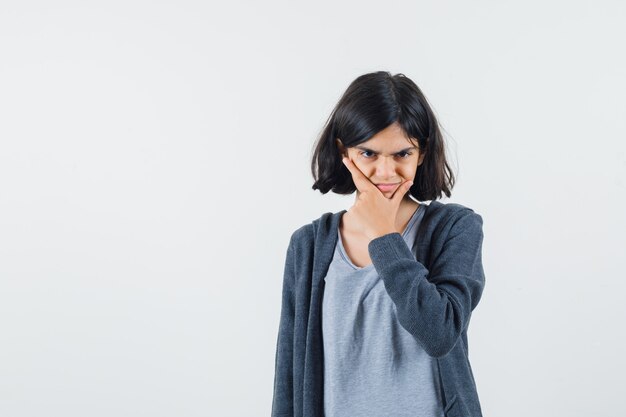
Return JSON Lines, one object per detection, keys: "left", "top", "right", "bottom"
{"left": 368, "top": 232, "right": 416, "bottom": 265}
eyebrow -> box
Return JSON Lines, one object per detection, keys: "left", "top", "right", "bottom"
{"left": 354, "top": 145, "right": 417, "bottom": 154}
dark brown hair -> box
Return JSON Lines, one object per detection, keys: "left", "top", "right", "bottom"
{"left": 310, "top": 71, "right": 455, "bottom": 201}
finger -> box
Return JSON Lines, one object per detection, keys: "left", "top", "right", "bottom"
{"left": 342, "top": 157, "right": 377, "bottom": 193}
{"left": 391, "top": 179, "right": 413, "bottom": 203}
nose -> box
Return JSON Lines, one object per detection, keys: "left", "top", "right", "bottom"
{"left": 374, "top": 156, "right": 398, "bottom": 180}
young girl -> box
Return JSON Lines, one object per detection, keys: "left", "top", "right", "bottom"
{"left": 271, "top": 71, "right": 486, "bottom": 417}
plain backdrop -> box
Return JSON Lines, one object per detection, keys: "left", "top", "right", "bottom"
{"left": 1, "top": 1, "right": 625, "bottom": 416}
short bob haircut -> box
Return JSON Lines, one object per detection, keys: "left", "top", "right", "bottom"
{"left": 311, "top": 71, "right": 455, "bottom": 202}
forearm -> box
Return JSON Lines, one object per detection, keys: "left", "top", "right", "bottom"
{"left": 368, "top": 213, "right": 485, "bottom": 358}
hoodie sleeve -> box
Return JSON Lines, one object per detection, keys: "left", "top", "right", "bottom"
{"left": 368, "top": 209, "right": 485, "bottom": 358}
{"left": 270, "top": 234, "right": 296, "bottom": 417}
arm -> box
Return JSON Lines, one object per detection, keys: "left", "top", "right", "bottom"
{"left": 270, "top": 235, "right": 296, "bottom": 417}
{"left": 368, "top": 210, "right": 485, "bottom": 358}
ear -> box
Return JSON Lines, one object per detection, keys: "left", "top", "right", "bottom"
{"left": 335, "top": 138, "right": 348, "bottom": 158}
{"left": 417, "top": 149, "right": 426, "bottom": 166}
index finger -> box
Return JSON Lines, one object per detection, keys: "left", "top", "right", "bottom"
{"left": 342, "top": 157, "right": 377, "bottom": 193}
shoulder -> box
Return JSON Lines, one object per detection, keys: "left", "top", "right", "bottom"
{"left": 286, "top": 217, "right": 321, "bottom": 253}
{"left": 289, "top": 223, "right": 315, "bottom": 246}
{"left": 286, "top": 210, "right": 341, "bottom": 251}
{"left": 427, "top": 200, "right": 482, "bottom": 220}
{"left": 425, "top": 200, "right": 484, "bottom": 238}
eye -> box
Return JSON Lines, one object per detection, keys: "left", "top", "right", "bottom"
{"left": 358, "top": 150, "right": 413, "bottom": 159}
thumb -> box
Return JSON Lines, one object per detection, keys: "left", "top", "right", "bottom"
{"left": 392, "top": 179, "right": 413, "bottom": 204}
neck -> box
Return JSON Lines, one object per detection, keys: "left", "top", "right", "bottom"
{"left": 354, "top": 190, "right": 415, "bottom": 206}
{"left": 352, "top": 191, "right": 418, "bottom": 232}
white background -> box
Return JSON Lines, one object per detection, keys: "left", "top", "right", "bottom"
{"left": 1, "top": 1, "right": 625, "bottom": 416}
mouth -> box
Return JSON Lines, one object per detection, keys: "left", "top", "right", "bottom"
{"left": 375, "top": 183, "right": 401, "bottom": 192}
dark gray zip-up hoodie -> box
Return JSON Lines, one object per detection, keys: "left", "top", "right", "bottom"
{"left": 271, "top": 200, "right": 486, "bottom": 417}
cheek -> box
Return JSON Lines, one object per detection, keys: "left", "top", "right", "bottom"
{"left": 400, "top": 161, "right": 418, "bottom": 176}
{"left": 348, "top": 153, "right": 367, "bottom": 168}
{"left": 354, "top": 162, "right": 371, "bottom": 175}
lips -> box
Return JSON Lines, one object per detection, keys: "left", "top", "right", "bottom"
{"left": 375, "top": 183, "right": 400, "bottom": 192}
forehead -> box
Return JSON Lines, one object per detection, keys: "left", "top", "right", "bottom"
{"left": 358, "top": 123, "right": 419, "bottom": 150}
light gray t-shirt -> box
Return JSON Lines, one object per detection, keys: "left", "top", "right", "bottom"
{"left": 322, "top": 204, "right": 445, "bottom": 417}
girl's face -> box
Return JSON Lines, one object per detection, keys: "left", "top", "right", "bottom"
{"left": 337, "top": 122, "right": 425, "bottom": 198}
